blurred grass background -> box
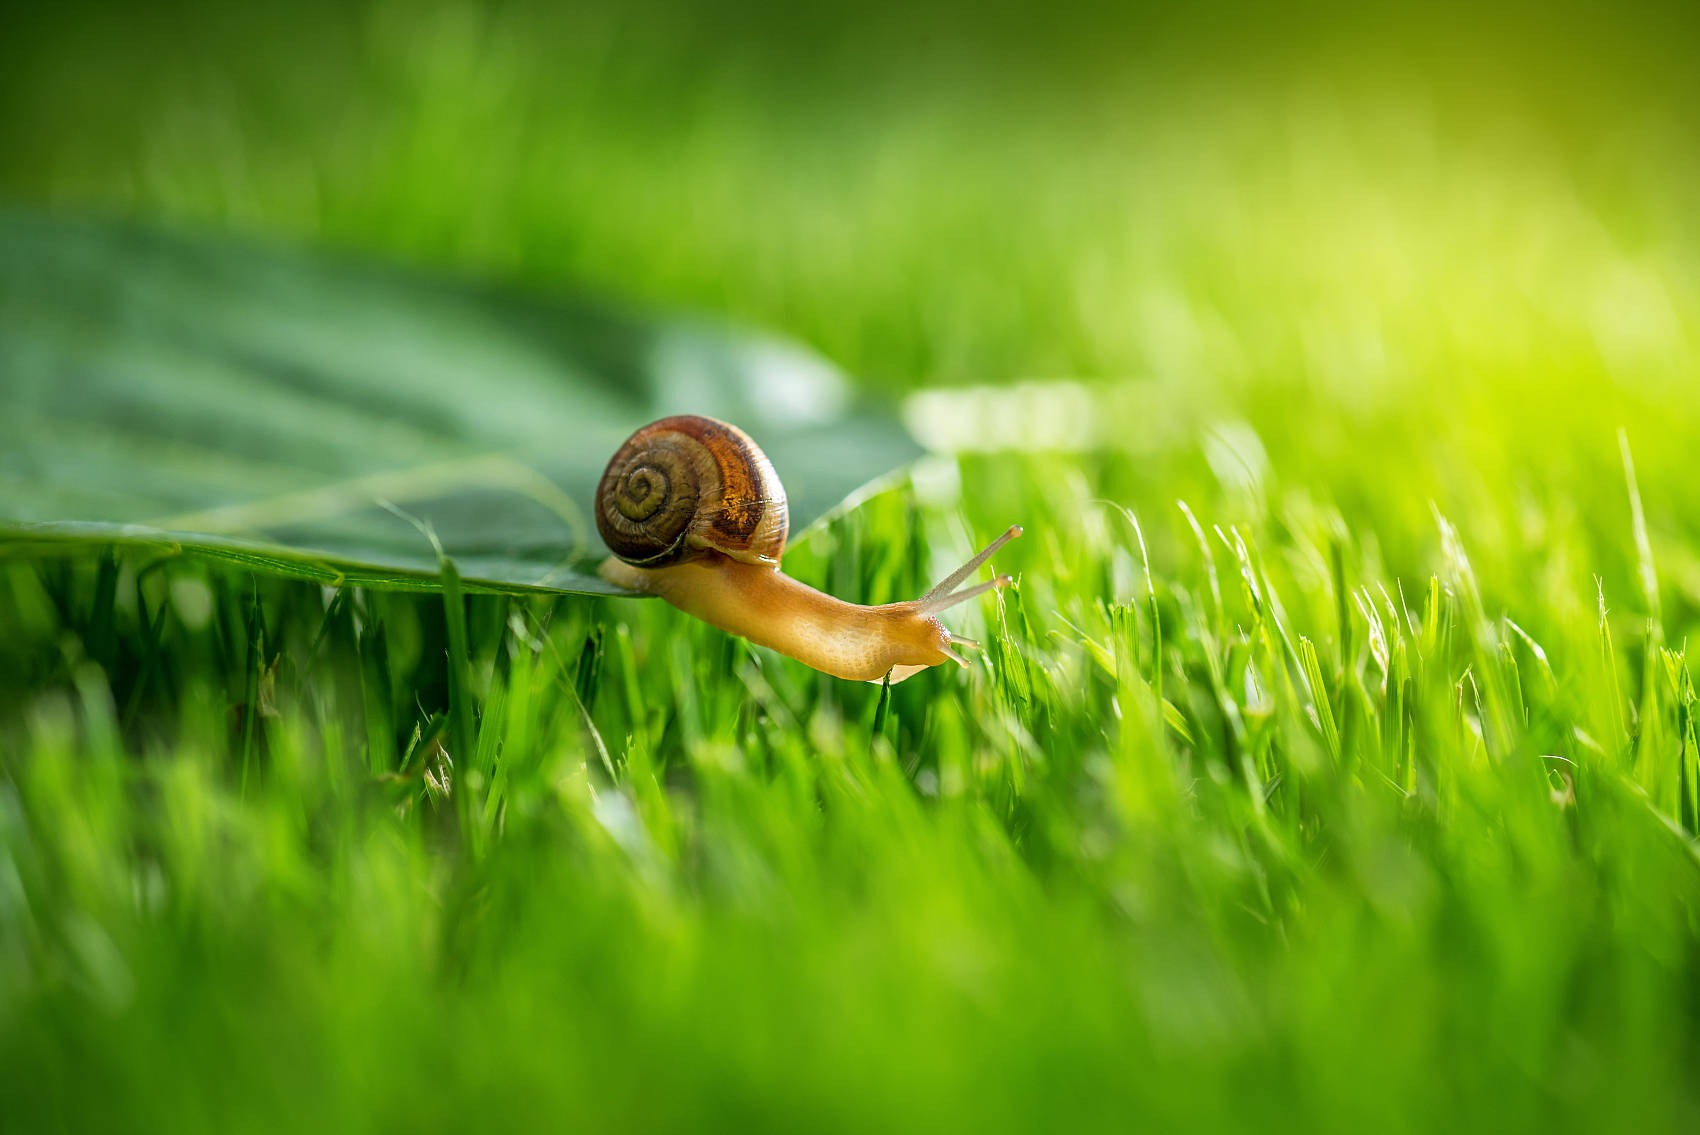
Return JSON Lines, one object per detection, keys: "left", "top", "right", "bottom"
{"left": 6, "top": 0, "right": 1697, "bottom": 384}
{"left": 8, "top": 0, "right": 1699, "bottom": 555}
{"left": 6, "top": 1, "right": 1700, "bottom": 1131}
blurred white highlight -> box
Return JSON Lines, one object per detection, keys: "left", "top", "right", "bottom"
{"left": 903, "top": 378, "right": 1203, "bottom": 454}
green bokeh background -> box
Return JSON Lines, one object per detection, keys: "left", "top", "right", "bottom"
{"left": 7, "top": 0, "right": 1696, "bottom": 385}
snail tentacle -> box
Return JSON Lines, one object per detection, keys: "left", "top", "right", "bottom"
{"left": 923, "top": 525, "right": 1023, "bottom": 602}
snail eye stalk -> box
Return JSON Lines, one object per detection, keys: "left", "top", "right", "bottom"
{"left": 917, "top": 525, "right": 1022, "bottom": 616}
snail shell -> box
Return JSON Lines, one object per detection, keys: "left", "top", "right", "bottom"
{"left": 596, "top": 414, "right": 789, "bottom": 567}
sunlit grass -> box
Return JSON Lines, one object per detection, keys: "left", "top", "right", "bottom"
{"left": 6, "top": 424, "right": 1699, "bottom": 1130}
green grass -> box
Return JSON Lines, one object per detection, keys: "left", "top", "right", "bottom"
{"left": 6, "top": 2, "right": 1700, "bottom": 1131}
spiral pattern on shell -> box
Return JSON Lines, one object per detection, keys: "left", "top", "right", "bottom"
{"left": 596, "top": 414, "right": 789, "bottom": 567}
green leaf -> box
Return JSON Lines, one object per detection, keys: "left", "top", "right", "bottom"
{"left": 0, "top": 212, "right": 920, "bottom": 595}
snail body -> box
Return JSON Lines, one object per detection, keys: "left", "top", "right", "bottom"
{"left": 596, "top": 414, "right": 1019, "bottom": 683}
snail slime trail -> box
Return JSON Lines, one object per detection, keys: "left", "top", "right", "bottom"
{"left": 596, "top": 414, "right": 1020, "bottom": 683}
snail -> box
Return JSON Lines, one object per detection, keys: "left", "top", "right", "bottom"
{"left": 596, "top": 414, "right": 1020, "bottom": 683}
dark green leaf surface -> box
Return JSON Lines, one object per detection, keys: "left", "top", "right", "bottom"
{"left": 0, "top": 213, "right": 920, "bottom": 594}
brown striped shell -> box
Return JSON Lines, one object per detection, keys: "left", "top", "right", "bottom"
{"left": 596, "top": 415, "right": 789, "bottom": 567}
